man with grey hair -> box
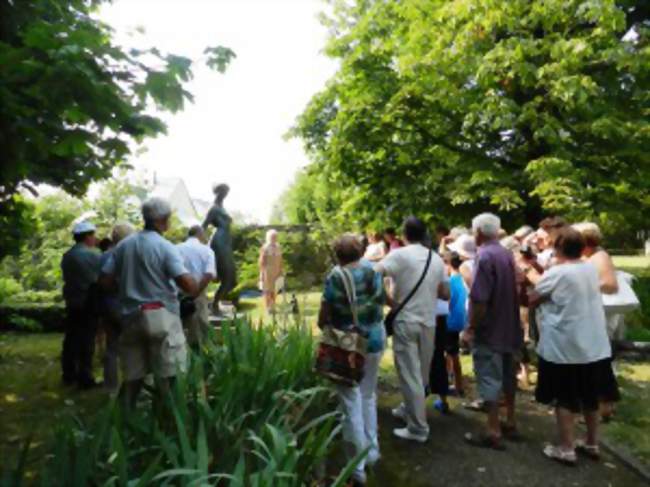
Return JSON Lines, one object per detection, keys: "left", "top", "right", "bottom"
{"left": 177, "top": 225, "right": 216, "bottom": 346}
{"left": 464, "top": 213, "right": 522, "bottom": 450}
{"left": 101, "top": 197, "right": 198, "bottom": 406}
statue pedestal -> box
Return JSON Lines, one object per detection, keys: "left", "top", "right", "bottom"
{"left": 209, "top": 303, "right": 243, "bottom": 326}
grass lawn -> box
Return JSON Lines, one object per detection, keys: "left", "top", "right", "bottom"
{"left": 603, "top": 362, "right": 650, "bottom": 465}
{"left": 612, "top": 255, "right": 650, "bottom": 271}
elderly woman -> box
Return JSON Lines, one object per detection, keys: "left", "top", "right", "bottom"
{"left": 573, "top": 222, "right": 619, "bottom": 421}
{"left": 318, "top": 234, "right": 385, "bottom": 486}
{"left": 573, "top": 222, "right": 618, "bottom": 302}
{"left": 531, "top": 227, "right": 619, "bottom": 465}
{"left": 259, "top": 229, "right": 283, "bottom": 310}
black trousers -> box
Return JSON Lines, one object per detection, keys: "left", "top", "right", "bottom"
{"left": 428, "top": 315, "right": 450, "bottom": 397}
{"left": 62, "top": 306, "right": 97, "bottom": 386}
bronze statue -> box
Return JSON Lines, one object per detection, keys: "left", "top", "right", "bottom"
{"left": 203, "top": 183, "right": 237, "bottom": 313}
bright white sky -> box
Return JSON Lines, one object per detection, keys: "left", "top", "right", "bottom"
{"left": 100, "top": 0, "right": 336, "bottom": 223}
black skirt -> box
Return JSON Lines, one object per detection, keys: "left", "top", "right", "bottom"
{"left": 535, "top": 357, "right": 620, "bottom": 413}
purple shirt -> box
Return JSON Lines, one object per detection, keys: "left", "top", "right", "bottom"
{"left": 470, "top": 240, "right": 522, "bottom": 353}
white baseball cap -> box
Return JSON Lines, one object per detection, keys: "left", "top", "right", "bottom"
{"left": 448, "top": 234, "right": 477, "bottom": 260}
{"left": 72, "top": 221, "right": 96, "bottom": 235}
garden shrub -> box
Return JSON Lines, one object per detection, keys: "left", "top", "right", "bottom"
{"left": 3, "top": 320, "right": 358, "bottom": 486}
{"left": 625, "top": 269, "right": 650, "bottom": 339}
{"left": 0, "top": 303, "right": 65, "bottom": 332}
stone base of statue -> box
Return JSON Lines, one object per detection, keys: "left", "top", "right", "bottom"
{"left": 209, "top": 303, "right": 243, "bottom": 326}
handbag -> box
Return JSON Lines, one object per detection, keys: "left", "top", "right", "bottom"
{"left": 315, "top": 267, "right": 367, "bottom": 386}
{"left": 602, "top": 271, "right": 640, "bottom": 314}
{"left": 179, "top": 295, "right": 197, "bottom": 319}
{"left": 384, "top": 249, "right": 433, "bottom": 336}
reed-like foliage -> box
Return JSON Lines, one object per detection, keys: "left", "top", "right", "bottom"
{"left": 2, "top": 320, "right": 356, "bottom": 486}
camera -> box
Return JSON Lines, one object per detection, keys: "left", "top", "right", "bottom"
{"left": 520, "top": 244, "right": 536, "bottom": 260}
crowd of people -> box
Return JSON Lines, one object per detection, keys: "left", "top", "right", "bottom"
{"left": 318, "top": 214, "right": 626, "bottom": 485}
{"left": 59, "top": 196, "right": 629, "bottom": 485}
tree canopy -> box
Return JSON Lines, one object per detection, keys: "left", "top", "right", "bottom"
{"left": 0, "top": 0, "right": 234, "bottom": 258}
{"left": 289, "top": 0, "right": 650, "bottom": 234}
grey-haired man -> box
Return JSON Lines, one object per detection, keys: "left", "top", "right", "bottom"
{"left": 101, "top": 197, "right": 198, "bottom": 406}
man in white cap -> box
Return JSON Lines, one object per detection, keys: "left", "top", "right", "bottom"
{"left": 60, "top": 220, "right": 102, "bottom": 388}
{"left": 100, "top": 197, "right": 198, "bottom": 407}
{"left": 176, "top": 225, "right": 216, "bottom": 346}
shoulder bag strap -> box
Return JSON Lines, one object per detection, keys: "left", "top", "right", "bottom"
{"left": 391, "top": 249, "right": 433, "bottom": 318}
{"left": 334, "top": 266, "right": 359, "bottom": 328}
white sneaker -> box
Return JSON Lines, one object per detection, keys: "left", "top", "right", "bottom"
{"left": 393, "top": 427, "right": 428, "bottom": 443}
{"left": 391, "top": 404, "right": 407, "bottom": 421}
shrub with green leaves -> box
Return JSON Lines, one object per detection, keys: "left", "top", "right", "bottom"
{"left": 3, "top": 320, "right": 358, "bottom": 486}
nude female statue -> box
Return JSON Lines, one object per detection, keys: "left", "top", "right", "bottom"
{"left": 203, "top": 183, "right": 238, "bottom": 313}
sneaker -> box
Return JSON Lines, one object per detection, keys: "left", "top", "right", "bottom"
{"left": 543, "top": 444, "right": 577, "bottom": 466}
{"left": 391, "top": 404, "right": 407, "bottom": 421}
{"left": 350, "top": 471, "right": 367, "bottom": 486}
{"left": 393, "top": 427, "right": 428, "bottom": 443}
{"left": 433, "top": 399, "right": 450, "bottom": 414}
{"left": 575, "top": 439, "right": 601, "bottom": 461}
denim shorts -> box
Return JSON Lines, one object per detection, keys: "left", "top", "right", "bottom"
{"left": 472, "top": 343, "right": 516, "bottom": 402}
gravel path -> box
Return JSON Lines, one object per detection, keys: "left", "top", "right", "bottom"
{"left": 366, "top": 386, "right": 648, "bottom": 487}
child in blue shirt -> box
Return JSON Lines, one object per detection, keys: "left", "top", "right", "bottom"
{"left": 446, "top": 252, "right": 468, "bottom": 396}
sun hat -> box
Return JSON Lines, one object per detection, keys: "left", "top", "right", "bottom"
{"left": 72, "top": 221, "right": 96, "bottom": 235}
{"left": 448, "top": 234, "right": 477, "bottom": 260}
{"left": 448, "top": 226, "right": 470, "bottom": 240}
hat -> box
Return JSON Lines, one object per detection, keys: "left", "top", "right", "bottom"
{"left": 448, "top": 234, "right": 477, "bottom": 260}
{"left": 73, "top": 221, "right": 96, "bottom": 235}
{"left": 448, "top": 226, "right": 470, "bottom": 240}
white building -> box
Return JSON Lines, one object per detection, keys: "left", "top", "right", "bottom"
{"left": 149, "top": 177, "right": 203, "bottom": 227}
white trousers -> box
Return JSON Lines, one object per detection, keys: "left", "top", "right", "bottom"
{"left": 393, "top": 321, "right": 435, "bottom": 436}
{"left": 335, "top": 350, "right": 383, "bottom": 480}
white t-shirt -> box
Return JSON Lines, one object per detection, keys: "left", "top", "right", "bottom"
{"left": 176, "top": 237, "right": 216, "bottom": 283}
{"left": 537, "top": 248, "right": 554, "bottom": 270}
{"left": 364, "top": 242, "right": 386, "bottom": 261}
{"left": 535, "top": 262, "right": 611, "bottom": 364}
{"left": 377, "top": 244, "right": 446, "bottom": 327}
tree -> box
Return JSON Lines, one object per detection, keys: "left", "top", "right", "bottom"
{"left": 0, "top": 0, "right": 235, "bottom": 258}
{"left": 292, "top": 0, "right": 650, "bottom": 232}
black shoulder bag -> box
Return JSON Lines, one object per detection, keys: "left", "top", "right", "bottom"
{"left": 384, "top": 249, "right": 433, "bottom": 336}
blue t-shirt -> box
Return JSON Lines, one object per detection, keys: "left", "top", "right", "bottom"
{"left": 447, "top": 273, "right": 468, "bottom": 332}
{"left": 102, "top": 230, "right": 188, "bottom": 316}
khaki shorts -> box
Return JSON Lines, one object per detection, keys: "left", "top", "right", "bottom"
{"left": 120, "top": 307, "right": 187, "bottom": 381}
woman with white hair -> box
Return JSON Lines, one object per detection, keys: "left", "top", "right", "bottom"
{"left": 259, "top": 229, "right": 284, "bottom": 310}
{"left": 573, "top": 221, "right": 619, "bottom": 422}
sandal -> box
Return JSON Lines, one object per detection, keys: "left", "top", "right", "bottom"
{"left": 500, "top": 423, "right": 524, "bottom": 442}
{"left": 543, "top": 444, "right": 577, "bottom": 466}
{"left": 464, "top": 432, "right": 506, "bottom": 451}
{"left": 575, "top": 439, "right": 601, "bottom": 461}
